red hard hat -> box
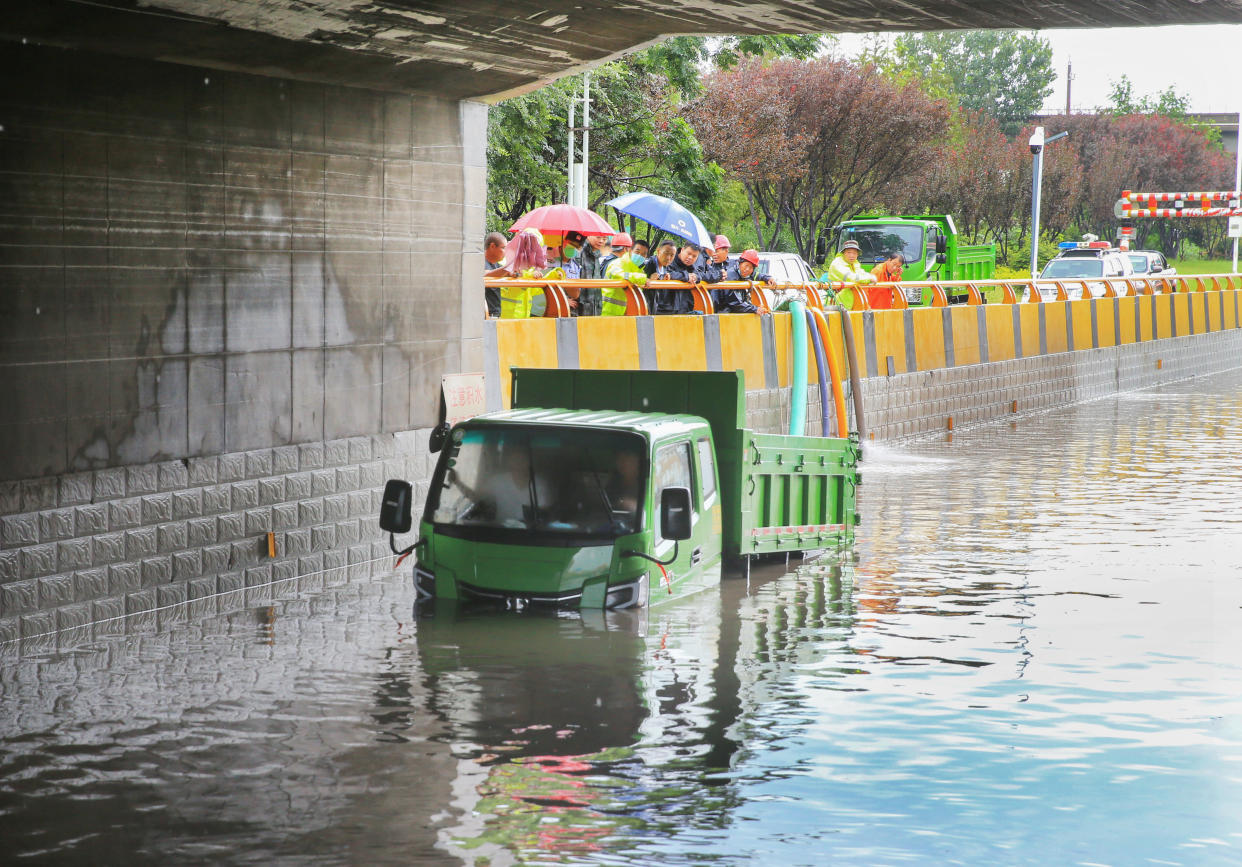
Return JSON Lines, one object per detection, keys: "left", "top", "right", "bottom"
{"left": 714, "top": 234, "right": 732, "bottom": 249}
{"left": 611, "top": 232, "right": 633, "bottom": 248}
{"left": 739, "top": 249, "right": 760, "bottom": 266}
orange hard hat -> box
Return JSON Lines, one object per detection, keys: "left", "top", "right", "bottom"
{"left": 612, "top": 232, "right": 633, "bottom": 249}
{"left": 714, "top": 234, "right": 732, "bottom": 249}
{"left": 739, "top": 249, "right": 760, "bottom": 267}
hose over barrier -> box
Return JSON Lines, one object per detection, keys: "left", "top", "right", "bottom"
{"left": 835, "top": 306, "right": 866, "bottom": 442}
{"left": 788, "top": 300, "right": 808, "bottom": 436}
{"left": 805, "top": 307, "right": 832, "bottom": 438}
{"left": 808, "top": 307, "right": 849, "bottom": 439}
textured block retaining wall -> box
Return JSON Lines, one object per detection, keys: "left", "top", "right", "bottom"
{"left": 0, "top": 432, "right": 432, "bottom": 643}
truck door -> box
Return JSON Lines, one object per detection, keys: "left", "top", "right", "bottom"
{"left": 653, "top": 440, "right": 708, "bottom": 582}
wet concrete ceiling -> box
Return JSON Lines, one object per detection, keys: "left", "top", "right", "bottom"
{"left": 9, "top": 0, "right": 1242, "bottom": 101}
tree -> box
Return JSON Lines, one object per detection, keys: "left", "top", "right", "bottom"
{"left": 1107, "top": 75, "right": 1190, "bottom": 119}
{"left": 694, "top": 58, "right": 949, "bottom": 259}
{"left": 890, "top": 31, "right": 1055, "bottom": 135}
{"left": 485, "top": 35, "right": 823, "bottom": 233}
{"left": 637, "top": 35, "right": 824, "bottom": 99}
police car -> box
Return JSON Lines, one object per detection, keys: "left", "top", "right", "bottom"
{"left": 1030, "top": 240, "right": 1134, "bottom": 300}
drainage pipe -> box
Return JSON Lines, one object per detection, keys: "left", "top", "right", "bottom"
{"left": 788, "top": 300, "right": 808, "bottom": 436}
{"left": 808, "top": 306, "right": 849, "bottom": 438}
{"left": 805, "top": 307, "right": 832, "bottom": 437}
{"left": 834, "top": 305, "right": 867, "bottom": 441}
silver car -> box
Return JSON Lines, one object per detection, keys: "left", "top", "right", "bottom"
{"left": 1127, "top": 250, "right": 1176, "bottom": 278}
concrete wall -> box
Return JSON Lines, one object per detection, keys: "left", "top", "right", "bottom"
{"left": 1, "top": 42, "right": 485, "bottom": 479}
{"left": 0, "top": 43, "right": 482, "bottom": 641}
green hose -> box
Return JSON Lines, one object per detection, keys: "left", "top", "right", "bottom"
{"left": 788, "top": 300, "right": 808, "bottom": 436}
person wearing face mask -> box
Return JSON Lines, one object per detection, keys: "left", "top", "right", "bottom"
{"left": 601, "top": 233, "right": 647, "bottom": 316}
{"left": 544, "top": 230, "right": 586, "bottom": 313}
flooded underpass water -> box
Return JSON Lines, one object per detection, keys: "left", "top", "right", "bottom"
{"left": 4, "top": 370, "right": 1242, "bottom": 866}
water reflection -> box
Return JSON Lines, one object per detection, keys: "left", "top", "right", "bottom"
{"left": 4, "top": 370, "right": 1242, "bottom": 864}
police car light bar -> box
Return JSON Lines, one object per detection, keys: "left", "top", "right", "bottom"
{"left": 1058, "top": 241, "right": 1111, "bottom": 249}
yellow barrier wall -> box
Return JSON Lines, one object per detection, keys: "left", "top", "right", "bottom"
{"left": 489, "top": 289, "right": 1242, "bottom": 411}
{"left": 949, "top": 306, "right": 981, "bottom": 366}
{"left": 870, "top": 307, "right": 908, "bottom": 375}
{"left": 718, "top": 315, "right": 767, "bottom": 389}
{"left": 984, "top": 306, "right": 1015, "bottom": 363}
{"left": 577, "top": 316, "right": 640, "bottom": 369}
{"left": 910, "top": 308, "right": 946, "bottom": 371}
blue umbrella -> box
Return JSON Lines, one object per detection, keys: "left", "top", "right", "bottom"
{"left": 606, "top": 191, "right": 715, "bottom": 248}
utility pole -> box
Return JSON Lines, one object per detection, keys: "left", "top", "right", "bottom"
{"left": 1235, "top": 111, "right": 1241, "bottom": 273}
{"left": 1065, "top": 59, "right": 1072, "bottom": 115}
{"left": 1029, "top": 127, "right": 1069, "bottom": 279}
{"left": 565, "top": 73, "right": 592, "bottom": 208}
{"left": 566, "top": 89, "right": 575, "bottom": 205}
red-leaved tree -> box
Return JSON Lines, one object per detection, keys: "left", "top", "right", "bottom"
{"left": 692, "top": 58, "right": 949, "bottom": 259}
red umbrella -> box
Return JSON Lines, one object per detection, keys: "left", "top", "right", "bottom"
{"left": 507, "top": 204, "right": 615, "bottom": 236}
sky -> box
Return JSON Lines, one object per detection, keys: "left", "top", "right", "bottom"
{"left": 835, "top": 24, "right": 1242, "bottom": 115}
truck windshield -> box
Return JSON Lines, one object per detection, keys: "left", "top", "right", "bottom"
{"left": 1041, "top": 258, "right": 1103, "bottom": 279}
{"left": 839, "top": 225, "right": 924, "bottom": 264}
{"left": 425, "top": 425, "right": 646, "bottom": 545}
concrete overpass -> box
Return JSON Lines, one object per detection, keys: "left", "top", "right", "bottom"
{"left": 3, "top": 0, "right": 1242, "bottom": 640}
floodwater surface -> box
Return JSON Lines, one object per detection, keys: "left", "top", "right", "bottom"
{"left": 4, "top": 371, "right": 1242, "bottom": 865}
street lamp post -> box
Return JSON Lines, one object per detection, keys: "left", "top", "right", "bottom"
{"left": 1029, "top": 126, "right": 1069, "bottom": 279}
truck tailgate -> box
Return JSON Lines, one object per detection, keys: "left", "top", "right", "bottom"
{"left": 735, "top": 431, "right": 859, "bottom": 556}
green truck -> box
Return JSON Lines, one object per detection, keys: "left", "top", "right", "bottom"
{"left": 379, "top": 369, "right": 860, "bottom": 610}
{"left": 828, "top": 214, "right": 997, "bottom": 304}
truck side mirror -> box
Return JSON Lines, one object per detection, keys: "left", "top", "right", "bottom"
{"left": 814, "top": 234, "right": 829, "bottom": 265}
{"left": 1150, "top": 263, "right": 1162, "bottom": 273}
{"left": 428, "top": 422, "right": 450, "bottom": 454}
{"left": 660, "top": 487, "right": 692, "bottom": 541}
{"left": 379, "top": 479, "right": 413, "bottom": 533}
{"left": 936, "top": 252, "right": 947, "bottom": 264}
{"left": 935, "top": 234, "right": 947, "bottom": 255}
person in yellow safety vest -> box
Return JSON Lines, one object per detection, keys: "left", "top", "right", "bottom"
{"left": 601, "top": 232, "right": 647, "bottom": 315}
{"left": 498, "top": 228, "right": 548, "bottom": 319}
{"left": 823, "top": 239, "right": 875, "bottom": 309}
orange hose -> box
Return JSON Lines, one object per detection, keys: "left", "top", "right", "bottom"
{"left": 809, "top": 307, "right": 849, "bottom": 439}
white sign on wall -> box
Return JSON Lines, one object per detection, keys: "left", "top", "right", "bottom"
{"left": 1229, "top": 216, "right": 1242, "bottom": 239}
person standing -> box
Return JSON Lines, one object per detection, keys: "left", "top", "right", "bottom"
{"left": 577, "top": 233, "right": 609, "bottom": 316}
{"left": 716, "top": 249, "right": 774, "bottom": 313}
{"left": 868, "top": 251, "right": 904, "bottom": 309}
{"left": 650, "top": 243, "right": 701, "bottom": 315}
{"left": 824, "top": 240, "right": 876, "bottom": 309}
{"left": 483, "top": 232, "right": 507, "bottom": 317}
{"left": 602, "top": 233, "right": 647, "bottom": 316}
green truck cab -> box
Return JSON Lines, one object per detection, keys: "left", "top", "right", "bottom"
{"left": 380, "top": 369, "right": 860, "bottom": 610}
{"left": 830, "top": 214, "right": 997, "bottom": 305}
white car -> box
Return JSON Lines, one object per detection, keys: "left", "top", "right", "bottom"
{"left": 1127, "top": 250, "right": 1176, "bottom": 278}
{"left": 755, "top": 252, "right": 818, "bottom": 309}
{"left": 1031, "top": 244, "right": 1133, "bottom": 300}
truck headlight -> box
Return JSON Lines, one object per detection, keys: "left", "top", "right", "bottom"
{"left": 414, "top": 565, "right": 435, "bottom": 601}
{"left": 605, "top": 573, "right": 649, "bottom": 610}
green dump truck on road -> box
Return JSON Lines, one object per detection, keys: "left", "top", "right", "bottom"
{"left": 380, "top": 369, "right": 860, "bottom": 610}
{"left": 832, "top": 214, "right": 996, "bottom": 304}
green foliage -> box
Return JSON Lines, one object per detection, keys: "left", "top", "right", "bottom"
{"left": 1107, "top": 75, "right": 1190, "bottom": 118}
{"left": 891, "top": 31, "right": 1055, "bottom": 135}
{"left": 486, "top": 35, "right": 824, "bottom": 234}
{"left": 636, "top": 35, "right": 824, "bottom": 99}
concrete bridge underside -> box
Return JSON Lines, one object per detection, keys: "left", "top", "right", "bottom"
{"left": 3, "top": 0, "right": 1242, "bottom": 639}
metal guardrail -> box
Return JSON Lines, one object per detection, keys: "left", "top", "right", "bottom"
{"left": 483, "top": 274, "right": 1242, "bottom": 316}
